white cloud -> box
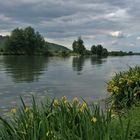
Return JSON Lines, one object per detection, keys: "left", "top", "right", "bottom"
{"left": 0, "top": 30, "right": 10, "bottom": 36}
{"left": 105, "top": 9, "right": 129, "bottom": 21}
{"left": 136, "top": 36, "right": 140, "bottom": 40}
{"left": 129, "top": 43, "right": 135, "bottom": 47}
{"left": 109, "top": 31, "right": 124, "bottom": 38}
{"left": 0, "top": 14, "right": 11, "bottom": 22}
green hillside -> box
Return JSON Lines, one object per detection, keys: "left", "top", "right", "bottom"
{"left": 46, "top": 42, "right": 70, "bottom": 52}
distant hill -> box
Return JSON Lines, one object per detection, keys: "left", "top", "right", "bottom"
{"left": 46, "top": 42, "right": 70, "bottom": 52}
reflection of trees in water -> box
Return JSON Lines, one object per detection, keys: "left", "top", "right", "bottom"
{"left": 90, "top": 56, "right": 107, "bottom": 66}
{"left": 72, "top": 56, "right": 85, "bottom": 74}
{"left": 3, "top": 56, "right": 49, "bottom": 82}
{"left": 72, "top": 56, "right": 107, "bottom": 74}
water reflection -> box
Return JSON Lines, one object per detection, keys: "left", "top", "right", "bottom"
{"left": 72, "top": 56, "right": 85, "bottom": 74}
{"left": 3, "top": 56, "right": 48, "bottom": 82}
{"left": 72, "top": 56, "right": 107, "bottom": 74}
{"left": 90, "top": 56, "right": 107, "bottom": 66}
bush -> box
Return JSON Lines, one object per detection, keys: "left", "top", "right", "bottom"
{"left": 107, "top": 66, "right": 140, "bottom": 109}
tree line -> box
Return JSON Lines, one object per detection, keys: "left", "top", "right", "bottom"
{"left": 0, "top": 27, "right": 135, "bottom": 56}
{"left": 72, "top": 37, "right": 108, "bottom": 56}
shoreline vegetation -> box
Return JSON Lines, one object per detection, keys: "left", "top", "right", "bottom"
{"left": 0, "top": 26, "right": 140, "bottom": 57}
{"left": 0, "top": 66, "right": 140, "bottom": 139}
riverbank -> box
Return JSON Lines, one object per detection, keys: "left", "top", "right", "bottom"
{"left": 0, "top": 96, "right": 131, "bottom": 140}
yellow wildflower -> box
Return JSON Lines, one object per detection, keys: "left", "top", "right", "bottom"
{"left": 119, "top": 78, "right": 124, "bottom": 84}
{"left": 73, "top": 97, "right": 79, "bottom": 104}
{"left": 79, "top": 102, "right": 87, "bottom": 112}
{"left": 46, "top": 131, "right": 53, "bottom": 137}
{"left": 127, "top": 79, "right": 133, "bottom": 86}
{"left": 113, "top": 86, "right": 119, "bottom": 93}
{"left": 25, "top": 107, "right": 29, "bottom": 113}
{"left": 46, "top": 131, "right": 49, "bottom": 137}
{"left": 11, "top": 107, "right": 17, "bottom": 113}
{"left": 111, "top": 114, "right": 116, "bottom": 119}
{"left": 53, "top": 99, "right": 59, "bottom": 107}
{"left": 107, "top": 85, "right": 113, "bottom": 92}
{"left": 61, "top": 96, "right": 67, "bottom": 101}
{"left": 91, "top": 117, "right": 97, "bottom": 123}
{"left": 107, "top": 108, "right": 112, "bottom": 112}
{"left": 110, "top": 80, "right": 115, "bottom": 85}
{"left": 64, "top": 100, "right": 69, "bottom": 104}
{"left": 134, "top": 93, "right": 137, "bottom": 97}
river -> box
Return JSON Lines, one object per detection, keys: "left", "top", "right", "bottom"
{"left": 0, "top": 55, "right": 140, "bottom": 115}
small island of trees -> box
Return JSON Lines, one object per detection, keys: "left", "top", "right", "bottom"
{"left": 72, "top": 37, "right": 108, "bottom": 56}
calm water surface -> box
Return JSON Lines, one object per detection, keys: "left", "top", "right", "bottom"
{"left": 0, "top": 55, "right": 140, "bottom": 114}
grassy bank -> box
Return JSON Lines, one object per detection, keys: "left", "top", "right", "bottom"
{"left": 0, "top": 97, "right": 130, "bottom": 140}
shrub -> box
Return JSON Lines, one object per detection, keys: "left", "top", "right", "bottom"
{"left": 107, "top": 66, "right": 140, "bottom": 109}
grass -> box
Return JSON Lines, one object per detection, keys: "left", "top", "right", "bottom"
{"left": 121, "top": 103, "right": 140, "bottom": 140}
{"left": 0, "top": 96, "right": 130, "bottom": 140}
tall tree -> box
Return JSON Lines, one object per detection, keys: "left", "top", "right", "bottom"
{"left": 96, "top": 44, "right": 103, "bottom": 56}
{"left": 91, "top": 45, "right": 97, "bottom": 55}
{"left": 72, "top": 37, "right": 86, "bottom": 55}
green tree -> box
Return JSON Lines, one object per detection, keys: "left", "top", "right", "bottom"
{"left": 102, "top": 48, "right": 108, "bottom": 56}
{"left": 72, "top": 40, "right": 78, "bottom": 53}
{"left": 91, "top": 45, "right": 97, "bottom": 55}
{"left": 91, "top": 44, "right": 108, "bottom": 56}
{"left": 5, "top": 27, "right": 46, "bottom": 55}
{"left": 5, "top": 28, "right": 25, "bottom": 53}
{"left": 96, "top": 44, "right": 103, "bottom": 56}
{"left": 72, "top": 37, "right": 86, "bottom": 55}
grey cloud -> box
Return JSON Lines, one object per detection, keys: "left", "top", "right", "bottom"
{"left": 0, "top": 0, "right": 140, "bottom": 51}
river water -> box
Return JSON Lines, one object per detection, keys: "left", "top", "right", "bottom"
{"left": 0, "top": 55, "right": 140, "bottom": 114}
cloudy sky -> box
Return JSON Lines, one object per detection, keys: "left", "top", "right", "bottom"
{"left": 0, "top": 0, "right": 140, "bottom": 51}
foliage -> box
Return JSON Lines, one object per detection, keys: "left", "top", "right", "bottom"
{"left": 108, "top": 51, "right": 135, "bottom": 56}
{"left": 91, "top": 44, "right": 108, "bottom": 56}
{"left": 0, "top": 36, "right": 9, "bottom": 52}
{"left": 0, "top": 97, "right": 130, "bottom": 140}
{"left": 72, "top": 37, "right": 86, "bottom": 55}
{"left": 47, "top": 42, "right": 70, "bottom": 52}
{"left": 107, "top": 66, "right": 140, "bottom": 109}
{"left": 4, "top": 27, "right": 46, "bottom": 55}
{"left": 60, "top": 50, "right": 70, "bottom": 57}
{"left": 124, "top": 103, "right": 140, "bottom": 140}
